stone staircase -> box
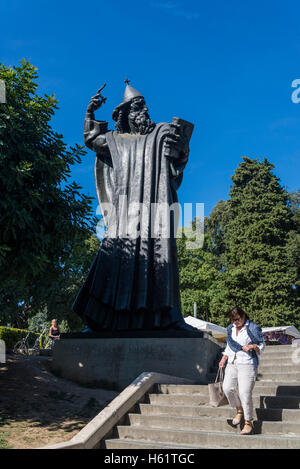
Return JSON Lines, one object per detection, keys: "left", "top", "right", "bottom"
{"left": 102, "top": 345, "right": 300, "bottom": 449}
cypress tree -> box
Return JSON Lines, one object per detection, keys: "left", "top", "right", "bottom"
{"left": 222, "top": 156, "right": 299, "bottom": 327}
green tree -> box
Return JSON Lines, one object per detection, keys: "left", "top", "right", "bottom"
{"left": 34, "top": 233, "right": 100, "bottom": 331}
{"left": 177, "top": 222, "right": 225, "bottom": 323}
{"left": 286, "top": 189, "right": 300, "bottom": 314}
{"left": 220, "top": 157, "right": 299, "bottom": 327}
{"left": 178, "top": 160, "right": 300, "bottom": 329}
{"left": 0, "top": 60, "right": 95, "bottom": 327}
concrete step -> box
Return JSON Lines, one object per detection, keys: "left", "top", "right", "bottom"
{"left": 208, "top": 371, "right": 300, "bottom": 383}
{"left": 256, "top": 371, "right": 300, "bottom": 382}
{"left": 147, "top": 392, "right": 300, "bottom": 409}
{"left": 261, "top": 354, "right": 298, "bottom": 361}
{"left": 262, "top": 352, "right": 296, "bottom": 359}
{"left": 207, "top": 373, "right": 300, "bottom": 385}
{"left": 260, "top": 357, "right": 297, "bottom": 365}
{"left": 128, "top": 413, "right": 300, "bottom": 436}
{"left": 252, "top": 380, "right": 300, "bottom": 387}
{"left": 158, "top": 384, "right": 300, "bottom": 397}
{"left": 157, "top": 384, "right": 209, "bottom": 395}
{"left": 139, "top": 403, "right": 300, "bottom": 422}
{"left": 263, "top": 345, "right": 295, "bottom": 354}
{"left": 258, "top": 364, "right": 300, "bottom": 373}
{"left": 262, "top": 354, "right": 297, "bottom": 361}
{"left": 148, "top": 393, "right": 209, "bottom": 406}
{"left": 259, "top": 356, "right": 297, "bottom": 365}
{"left": 253, "top": 385, "right": 300, "bottom": 396}
{"left": 104, "top": 438, "right": 201, "bottom": 449}
{"left": 115, "top": 425, "right": 300, "bottom": 449}
{"left": 259, "top": 395, "right": 300, "bottom": 409}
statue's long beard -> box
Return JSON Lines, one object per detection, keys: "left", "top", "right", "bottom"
{"left": 128, "top": 111, "right": 155, "bottom": 135}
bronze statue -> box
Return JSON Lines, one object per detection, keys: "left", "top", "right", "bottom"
{"left": 73, "top": 80, "right": 195, "bottom": 331}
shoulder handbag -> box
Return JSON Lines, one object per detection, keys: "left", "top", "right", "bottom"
{"left": 208, "top": 367, "right": 228, "bottom": 407}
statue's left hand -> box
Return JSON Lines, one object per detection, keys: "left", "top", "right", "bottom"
{"left": 164, "top": 122, "right": 188, "bottom": 156}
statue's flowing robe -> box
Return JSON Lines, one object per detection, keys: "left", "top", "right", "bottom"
{"left": 73, "top": 117, "right": 189, "bottom": 330}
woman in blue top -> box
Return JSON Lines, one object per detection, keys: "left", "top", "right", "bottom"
{"left": 219, "top": 306, "right": 265, "bottom": 435}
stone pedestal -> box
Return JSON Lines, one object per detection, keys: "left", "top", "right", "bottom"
{"left": 51, "top": 332, "right": 223, "bottom": 390}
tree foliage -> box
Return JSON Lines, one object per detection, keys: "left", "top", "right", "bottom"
{"left": 0, "top": 60, "right": 96, "bottom": 328}
{"left": 178, "top": 157, "right": 300, "bottom": 328}
{"left": 177, "top": 224, "right": 225, "bottom": 323}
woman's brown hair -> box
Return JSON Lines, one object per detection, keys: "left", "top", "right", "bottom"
{"left": 228, "top": 306, "right": 249, "bottom": 322}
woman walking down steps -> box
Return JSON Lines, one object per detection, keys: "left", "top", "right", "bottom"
{"left": 219, "top": 307, "right": 265, "bottom": 435}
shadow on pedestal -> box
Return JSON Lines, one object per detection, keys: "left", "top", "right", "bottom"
{"left": 52, "top": 331, "right": 224, "bottom": 391}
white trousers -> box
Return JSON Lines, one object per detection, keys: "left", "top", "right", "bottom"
{"left": 223, "top": 362, "right": 257, "bottom": 421}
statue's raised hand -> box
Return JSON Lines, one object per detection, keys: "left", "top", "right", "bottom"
{"left": 164, "top": 121, "right": 189, "bottom": 157}
{"left": 87, "top": 84, "right": 107, "bottom": 113}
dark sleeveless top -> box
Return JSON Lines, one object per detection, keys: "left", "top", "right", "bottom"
{"left": 50, "top": 327, "right": 60, "bottom": 337}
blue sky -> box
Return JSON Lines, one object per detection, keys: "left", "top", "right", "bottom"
{"left": 1, "top": 0, "right": 300, "bottom": 217}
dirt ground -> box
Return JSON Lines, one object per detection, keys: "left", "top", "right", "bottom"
{"left": 0, "top": 353, "right": 119, "bottom": 449}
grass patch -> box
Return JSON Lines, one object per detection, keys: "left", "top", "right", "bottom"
{"left": 23, "top": 436, "right": 35, "bottom": 443}
{"left": 0, "top": 437, "right": 12, "bottom": 449}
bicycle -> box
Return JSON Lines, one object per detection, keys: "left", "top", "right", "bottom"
{"left": 13, "top": 332, "right": 31, "bottom": 355}
{"left": 32, "top": 325, "right": 57, "bottom": 352}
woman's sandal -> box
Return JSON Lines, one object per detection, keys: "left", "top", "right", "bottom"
{"left": 232, "top": 411, "right": 244, "bottom": 426}
{"left": 241, "top": 420, "right": 254, "bottom": 435}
